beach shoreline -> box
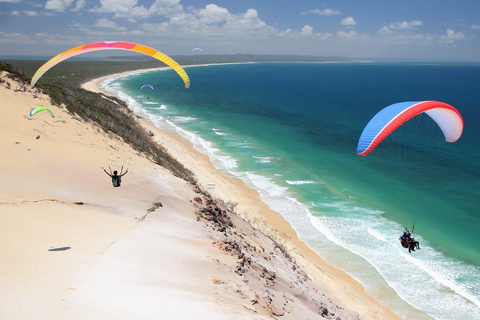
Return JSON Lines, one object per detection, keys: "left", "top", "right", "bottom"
{"left": 0, "top": 63, "right": 409, "bottom": 319}
{"left": 81, "top": 68, "right": 404, "bottom": 319}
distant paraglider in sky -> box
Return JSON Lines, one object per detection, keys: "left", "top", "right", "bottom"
{"left": 141, "top": 84, "right": 154, "bottom": 99}
{"left": 357, "top": 101, "right": 463, "bottom": 156}
{"left": 30, "top": 106, "right": 54, "bottom": 118}
{"left": 30, "top": 41, "right": 190, "bottom": 89}
{"left": 192, "top": 47, "right": 202, "bottom": 59}
{"left": 141, "top": 84, "right": 154, "bottom": 90}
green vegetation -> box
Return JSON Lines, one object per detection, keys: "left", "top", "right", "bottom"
{"left": 1, "top": 60, "right": 195, "bottom": 182}
{"left": 2, "top": 60, "right": 177, "bottom": 87}
{"left": 0, "top": 61, "right": 30, "bottom": 83}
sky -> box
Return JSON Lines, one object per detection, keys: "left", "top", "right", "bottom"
{"left": 1, "top": 0, "right": 480, "bottom": 61}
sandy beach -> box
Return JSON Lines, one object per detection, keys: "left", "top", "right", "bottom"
{"left": 0, "top": 68, "right": 401, "bottom": 319}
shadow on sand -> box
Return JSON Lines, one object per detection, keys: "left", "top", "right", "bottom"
{"left": 48, "top": 246, "right": 71, "bottom": 252}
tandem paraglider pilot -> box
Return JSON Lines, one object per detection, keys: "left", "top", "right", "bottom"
{"left": 399, "top": 230, "right": 420, "bottom": 253}
{"left": 103, "top": 167, "right": 128, "bottom": 187}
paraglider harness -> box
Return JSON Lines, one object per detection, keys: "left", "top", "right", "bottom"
{"left": 103, "top": 166, "right": 128, "bottom": 188}
{"left": 399, "top": 227, "right": 420, "bottom": 253}
{"left": 112, "top": 175, "right": 121, "bottom": 187}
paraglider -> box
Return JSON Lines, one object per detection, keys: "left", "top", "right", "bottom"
{"left": 30, "top": 41, "right": 190, "bottom": 89}
{"left": 399, "top": 229, "right": 420, "bottom": 253}
{"left": 192, "top": 47, "right": 202, "bottom": 59}
{"left": 30, "top": 106, "right": 54, "bottom": 118}
{"left": 357, "top": 101, "right": 463, "bottom": 156}
{"left": 141, "top": 84, "right": 154, "bottom": 90}
{"left": 141, "top": 84, "right": 154, "bottom": 99}
{"left": 30, "top": 106, "right": 54, "bottom": 140}
{"left": 358, "top": 100, "right": 464, "bottom": 253}
{"left": 103, "top": 166, "right": 128, "bottom": 188}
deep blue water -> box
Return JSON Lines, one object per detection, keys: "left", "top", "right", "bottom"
{"left": 102, "top": 62, "right": 480, "bottom": 319}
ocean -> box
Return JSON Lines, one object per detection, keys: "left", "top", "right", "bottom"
{"left": 101, "top": 62, "right": 480, "bottom": 319}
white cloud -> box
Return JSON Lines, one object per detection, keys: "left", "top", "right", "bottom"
{"left": 138, "top": 4, "right": 278, "bottom": 41}
{"left": 314, "top": 32, "right": 333, "bottom": 41}
{"left": 376, "top": 29, "right": 437, "bottom": 46}
{"left": 439, "top": 29, "right": 466, "bottom": 44}
{"left": 336, "top": 30, "right": 368, "bottom": 42}
{"left": 197, "top": 4, "right": 229, "bottom": 24}
{"left": 0, "top": 32, "right": 36, "bottom": 45}
{"left": 130, "top": 29, "right": 145, "bottom": 36}
{"left": 153, "top": 0, "right": 183, "bottom": 17}
{"left": 91, "top": 0, "right": 182, "bottom": 21}
{"left": 337, "top": 30, "right": 359, "bottom": 41}
{"left": 92, "top": 0, "right": 149, "bottom": 20}
{"left": 244, "top": 8, "right": 258, "bottom": 20}
{"left": 378, "top": 26, "right": 392, "bottom": 34}
{"left": 471, "top": 25, "right": 480, "bottom": 29}
{"left": 95, "top": 18, "right": 126, "bottom": 30}
{"left": 402, "top": 33, "right": 432, "bottom": 44}
{"left": 223, "top": 8, "right": 271, "bottom": 37}
{"left": 379, "top": 20, "right": 423, "bottom": 34}
{"left": 79, "top": 2, "right": 349, "bottom": 45}
{"left": 33, "top": 32, "right": 87, "bottom": 47}
{"left": 300, "top": 25, "right": 313, "bottom": 36}
{"left": 45, "top": 0, "right": 75, "bottom": 12}
{"left": 133, "top": 4, "right": 339, "bottom": 45}
{"left": 128, "top": 6, "right": 153, "bottom": 21}
{"left": 341, "top": 17, "right": 356, "bottom": 26}
{"left": 277, "top": 28, "right": 293, "bottom": 37}
{"left": 0, "top": 0, "right": 22, "bottom": 3}
{"left": 24, "top": 10, "right": 39, "bottom": 16}
{"left": 388, "top": 20, "right": 423, "bottom": 30}
{"left": 0, "top": 10, "right": 19, "bottom": 15}
{"left": 301, "top": 8, "right": 341, "bottom": 16}
{"left": 72, "top": 0, "right": 85, "bottom": 12}
{"left": 94, "top": 0, "right": 136, "bottom": 13}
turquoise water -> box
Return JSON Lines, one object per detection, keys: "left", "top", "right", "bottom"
{"left": 101, "top": 62, "right": 480, "bottom": 319}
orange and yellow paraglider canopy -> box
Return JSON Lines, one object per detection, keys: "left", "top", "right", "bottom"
{"left": 30, "top": 41, "right": 190, "bottom": 89}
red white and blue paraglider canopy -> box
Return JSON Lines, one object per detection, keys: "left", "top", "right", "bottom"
{"left": 357, "top": 101, "right": 463, "bottom": 156}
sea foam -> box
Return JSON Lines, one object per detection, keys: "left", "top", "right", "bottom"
{"left": 286, "top": 180, "right": 318, "bottom": 185}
